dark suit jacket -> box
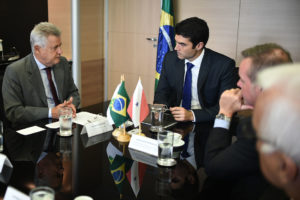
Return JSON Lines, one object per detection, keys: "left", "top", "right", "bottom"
{"left": 154, "top": 48, "right": 238, "bottom": 122}
{"left": 2, "top": 53, "right": 80, "bottom": 124}
{"left": 204, "top": 116, "right": 260, "bottom": 180}
{"left": 202, "top": 117, "right": 290, "bottom": 199}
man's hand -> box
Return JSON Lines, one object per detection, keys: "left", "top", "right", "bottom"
{"left": 51, "top": 97, "right": 77, "bottom": 119}
{"left": 219, "top": 88, "right": 252, "bottom": 117}
{"left": 64, "top": 97, "right": 77, "bottom": 117}
{"left": 170, "top": 107, "right": 194, "bottom": 121}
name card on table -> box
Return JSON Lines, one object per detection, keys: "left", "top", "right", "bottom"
{"left": 129, "top": 148, "right": 158, "bottom": 168}
{"left": 4, "top": 186, "right": 30, "bottom": 200}
{"left": 81, "top": 119, "right": 113, "bottom": 138}
{"left": 0, "top": 154, "right": 13, "bottom": 184}
{"left": 128, "top": 134, "right": 158, "bottom": 157}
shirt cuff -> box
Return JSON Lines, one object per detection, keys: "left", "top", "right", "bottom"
{"left": 48, "top": 108, "right": 52, "bottom": 118}
{"left": 214, "top": 118, "right": 230, "bottom": 129}
{"left": 191, "top": 110, "right": 196, "bottom": 122}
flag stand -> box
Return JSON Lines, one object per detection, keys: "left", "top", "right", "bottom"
{"left": 112, "top": 127, "right": 122, "bottom": 138}
{"left": 117, "top": 123, "right": 130, "bottom": 143}
{"left": 138, "top": 123, "right": 145, "bottom": 136}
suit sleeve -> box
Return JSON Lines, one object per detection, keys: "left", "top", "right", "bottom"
{"left": 153, "top": 53, "right": 172, "bottom": 105}
{"left": 2, "top": 66, "right": 48, "bottom": 124}
{"left": 204, "top": 120, "right": 260, "bottom": 180}
{"left": 193, "top": 58, "right": 237, "bottom": 122}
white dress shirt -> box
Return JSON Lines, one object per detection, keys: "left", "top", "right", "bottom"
{"left": 34, "top": 56, "right": 59, "bottom": 118}
{"left": 181, "top": 49, "right": 205, "bottom": 121}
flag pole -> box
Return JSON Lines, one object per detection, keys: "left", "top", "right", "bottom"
{"left": 138, "top": 76, "right": 145, "bottom": 136}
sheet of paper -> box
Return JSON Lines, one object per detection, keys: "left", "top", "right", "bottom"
{"left": 73, "top": 111, "right": 104, "bottom": 126}
{"left": 0, "top": 154, "right": 13, "bottom": 173}
{"left": 4, "top": 186, "right": 30, "bottom": 200}
{"left": 45, "top": 121, "right": 60, "bottom": 129}
{"left": 129, "top": 134, "right": 158, "bottom": 156}
{"left": 17, "top": 126, "right": 45, "bottom": 135}
{"left": 0, "top": 154, "right": 6, "bottom": 173}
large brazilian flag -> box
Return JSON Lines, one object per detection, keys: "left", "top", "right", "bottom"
{"left": 109, "top": 81, "right": 130, "bottom": 127}
{"left": 155, "top": 0, "right": 175, "bottom": 90}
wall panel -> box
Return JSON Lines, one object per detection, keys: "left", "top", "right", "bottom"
{"left": 237, "top": 0, "right": 300, "bottom": 63}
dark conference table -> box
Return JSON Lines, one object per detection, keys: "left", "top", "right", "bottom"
{"left": 0, "top": 103, "right": 213, "bottom": 200}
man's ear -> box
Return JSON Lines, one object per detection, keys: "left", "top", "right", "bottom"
{"left": 34, "top": 45, "right": 40, "bottom": 54}
{"left": 195, "top": 42, "right": 204, "bottom": 50}
{"left": 279, "top": 153, "right": 298, "bottom": 184}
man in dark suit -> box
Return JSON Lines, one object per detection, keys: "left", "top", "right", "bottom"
{"left": 203, "top": 43, "right": 292, "bottom": 199}
{"left": 2, "top": 22, "right": 80, "bottom": 124}
{"left": 154, "top": 17, "right": 237, "bottom": 123}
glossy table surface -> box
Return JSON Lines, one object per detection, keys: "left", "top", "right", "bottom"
{"left": 0, "top": 103, "right": 213, "bottom": 200}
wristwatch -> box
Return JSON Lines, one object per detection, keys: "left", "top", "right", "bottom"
{"left": 216, "top": 113, "right": 231, "bottom": 123}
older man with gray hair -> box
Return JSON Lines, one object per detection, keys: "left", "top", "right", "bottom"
{"left": 2, "top": 22, "right": 80, "bottom": 124}
{"left": 253, "top": 63, "right": 300, "bottom": 200}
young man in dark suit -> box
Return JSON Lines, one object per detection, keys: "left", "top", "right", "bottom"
{"left": 154, "top": 17, "right": 237, "bottom": 123}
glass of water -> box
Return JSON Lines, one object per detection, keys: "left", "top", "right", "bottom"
{"left": 59, "top": 107, "right": 73, "bottom": 137}
{"left": 150, "top": 104, "right": 167, "bottom": 132}
{"left": 29, "top": 186, "right": 55, "bottom": 200}
{"left": 157, "top": 130, "right": 176, "bottom": 167}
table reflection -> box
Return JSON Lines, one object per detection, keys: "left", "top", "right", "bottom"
{"left": 1, "top": 103, "right": 214, "bottom": 200}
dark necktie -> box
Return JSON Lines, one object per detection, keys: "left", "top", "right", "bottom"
{"left": 44, "top": 68, "right": 59, "bottom": 106}
{"left": 182, "top": 62, "right": 194, "bottom": 110}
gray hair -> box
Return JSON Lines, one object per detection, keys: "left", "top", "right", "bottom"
{"left": 256, "top": 63, "right": 300, "bottom": 165}
{"left": 30, "top": 22, "right": 61, "bottom": 52}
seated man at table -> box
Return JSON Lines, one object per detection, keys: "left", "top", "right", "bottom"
{"left": 253, "top": 64, "right": 300, "bottom": 200}
{"left": 154, "top": 17, "right": 237, "bottom": 123}
{"left": 2, "top": 22, "right": 80, "bottom": 124}
{"left": 204, "top": 43, "right": 292, "bottom": 199}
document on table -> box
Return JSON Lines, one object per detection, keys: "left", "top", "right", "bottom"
{"left": 17, "top": 126, "right": 45, "bottom": 135}
{"left": 45, "top": 121, "right": 60, "bottom": 129}
{"left": 73, "top": 111, "right": 105, "bottom": 126}
{"left": 45, "top": 111, "right": 104, "bottom": 129}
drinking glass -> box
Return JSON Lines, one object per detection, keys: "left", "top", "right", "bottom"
{"left": 157, "top": 130, "right": 176, "bottom": 167}
{"left": 150, "top": 104, "right": 167, "bottom": 132}
{"left": 29, "top": 186, "right": 54, "bottom": 200}
{"left": 59, "top": 107, "right": 73, "bottom": 136}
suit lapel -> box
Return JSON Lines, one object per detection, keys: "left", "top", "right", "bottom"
{"left": 27, "top": 54, "right": 48, "bottom": 106}
{"left": 176, "top": 59, "right": 185, "bottom": 105}
{"left": 197, "top": 49, "right": 211, "bottom": 106}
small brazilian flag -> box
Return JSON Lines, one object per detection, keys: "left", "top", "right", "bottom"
{"left": 155, "top": 0, "right": 175, "bottom": 90}
{"left": 109, "top": 81, "right": 130, "bottom": 127}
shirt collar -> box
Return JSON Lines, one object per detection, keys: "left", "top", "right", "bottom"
{"left": 33, "top": 55, "right": 47, "bottom": 70}
{"left": 185, "top": 48, "right": 205, "bottom": 67}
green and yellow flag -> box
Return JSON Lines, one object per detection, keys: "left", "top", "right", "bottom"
{"left": 155, "top": 0, "right": 175, "bottom": 90}
{"left": 109, "top": 81, "right": 130, "bottom": 127}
